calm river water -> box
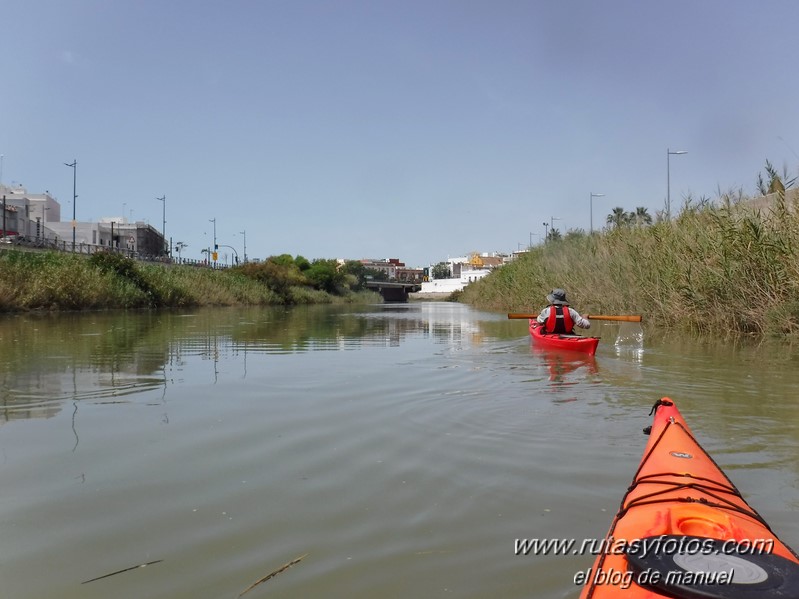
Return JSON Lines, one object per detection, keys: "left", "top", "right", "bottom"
{"left": 1, "top": 303, "right": 797, "bottom": 599}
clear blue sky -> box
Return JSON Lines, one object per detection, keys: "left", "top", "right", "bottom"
{"left": 3, "top": 1, "right": 799, "bottom": 267}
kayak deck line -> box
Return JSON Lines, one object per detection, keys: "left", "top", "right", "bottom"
{"left": 618, "top": 404, "right": 766, "bottom": 528}
{"left": 579, "top": 398, "right": 799, "bottom": 598}
{"left": 620, "top": 477, "right": 761, "bottom": 525}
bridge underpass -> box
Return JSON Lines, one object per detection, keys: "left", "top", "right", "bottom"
{"left": 365, "top": 281, "right": 422, "bottom": 303}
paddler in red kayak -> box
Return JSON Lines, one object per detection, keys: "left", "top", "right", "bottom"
{"left": 535, "top": 289, "right": 591, "bottom": 334}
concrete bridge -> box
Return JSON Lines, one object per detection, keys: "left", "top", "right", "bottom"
{"left": 365, "top": 281, "right": 422, "bottom": 302}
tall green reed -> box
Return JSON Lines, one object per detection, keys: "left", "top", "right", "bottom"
{"left": 462, "top": 190, "right": 799, "bottom": 338}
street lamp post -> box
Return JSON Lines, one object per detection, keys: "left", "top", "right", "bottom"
{"left": 239, "top": 230, "right": 247, "bottom": 263}
{"left": 156, "top": 195, "right": 166, "bottom": 256}
{"left": 209, "top": 218, "right": 217, "bottom": 263}
{"left": 590, "top": 192, "right": 605, "bottom": 234}
{"left": 667, "top": 148, "right": 687, "bottom": 221}
{"left": 542, "top": 221, "right": 549, "bottom": 243}
{"left": 64, "top": 159, "right": 77, "bottom": 251}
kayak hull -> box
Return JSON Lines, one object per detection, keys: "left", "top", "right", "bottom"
{"left": 529, "top": 320, "right": 599, "bottom": 356}
{"left": 578, "top": 398, "right": 799, "bottom": 598}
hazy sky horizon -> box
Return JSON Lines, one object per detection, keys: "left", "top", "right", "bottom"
{"left": 3, "top": 1, "right": 799, "bottom": 266}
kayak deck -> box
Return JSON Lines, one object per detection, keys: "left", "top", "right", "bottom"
{"left": 579, "top": 398, "right": 799, "bottom": 598}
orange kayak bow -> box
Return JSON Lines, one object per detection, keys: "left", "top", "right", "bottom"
{"left": 579, "top": 399, "right": 799, "bottom": 598}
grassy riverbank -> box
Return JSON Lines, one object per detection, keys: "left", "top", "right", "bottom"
{"left": 462, "top": 192, "right": 799, "bottom": 339}
{"left": 0, "top": 250, "right": 377, "bottom": 312}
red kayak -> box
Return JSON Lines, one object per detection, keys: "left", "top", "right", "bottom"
{"left": 529, "top": 320, "right": 600, "bottom": 355}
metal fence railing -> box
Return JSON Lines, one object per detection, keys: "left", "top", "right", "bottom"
{"left": 0, "top": 236, "right": 233, "bottom": 269}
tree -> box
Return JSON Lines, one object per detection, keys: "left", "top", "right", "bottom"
{"left": 175, "top": 241, "right": 187, "bottom": 260}
{"left": 364, "top": 267, "right": 388, "bottom": 282}
{"left": 240, "top": 259, "right": 309, "bottom": 299}
{"left": 305, "top": 259, "right": 347, "bottom": 294}
{"left": 431, "top": 262, "right": 451, "bottom": 279}
{"left": 270, "top": 254, "right": 296, "bottom": 267}
{"left": 548, "top": 228, "right": 562, "bottom": 242}
{"left": 339, "top": 260, "right": 384, "bottom": 290}
{"left": 607, "top": 207, "right": 629, "bottom": 229}
{"left": 633, "top": 207, "right": 652, "bottom": 226}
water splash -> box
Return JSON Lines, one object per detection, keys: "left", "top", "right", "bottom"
{"left": 614, "top": 324, "right": 644, "bottom": 361}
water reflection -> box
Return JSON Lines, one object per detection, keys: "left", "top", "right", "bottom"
{"left": 1, "top": 305, "right": 798, "bottom": 599}
{"left": 531, "top": 345, "right": 599, "bottom": 386}
{"left": 0, "top": 304, "right": 519, "bottom": 421}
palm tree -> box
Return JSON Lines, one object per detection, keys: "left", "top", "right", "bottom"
{"left": 175, "top": 241, "right": 187, "bottom": 261}
{"left": 607, "top": 207, "right": 628, "bottom": 229}
{"left": 633, "top": 207, "right": 652, "bottom": 226}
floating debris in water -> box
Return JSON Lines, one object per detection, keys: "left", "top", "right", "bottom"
{"left": 238, "top": 553, "right": 308, "bottom": 597}
{"left": 81, "top": 560, "right": 163, "bottom": 584}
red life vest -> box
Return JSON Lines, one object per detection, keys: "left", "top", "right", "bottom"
{"left": 544, "top": 305, "right": 574, "bottom": 334}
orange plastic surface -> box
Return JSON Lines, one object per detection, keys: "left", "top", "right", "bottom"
{"left": 578, "top": 399, "right": 799, "bottom": 598}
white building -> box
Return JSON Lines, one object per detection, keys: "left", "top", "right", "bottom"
{"left": 1, "top": 184, "right": 61, "bottom": 241}
{"left": 420, "top": 252, "right": 506, "bottom": 293}
{"left": 419, "top": 267, "right": 492, "bottom": 294}
{"left": 0, "top": 184, "right": 165, "bottom": 255}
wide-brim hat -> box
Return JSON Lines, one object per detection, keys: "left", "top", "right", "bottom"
{"left": 547, "top": 289, "right": 569, "bottom": 305}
